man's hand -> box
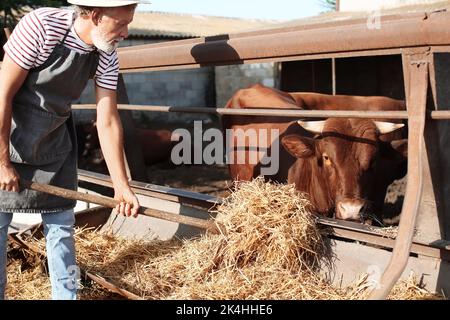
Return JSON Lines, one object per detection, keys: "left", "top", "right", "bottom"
{"left": 113, "top": 186, "right": 140, "bottom": 218}
{"left": 0, "top": 163, "right": 20, "bottom": 192}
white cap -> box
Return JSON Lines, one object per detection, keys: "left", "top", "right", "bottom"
{"left": 67, "top": 0, "right": 150, "bottom": 7}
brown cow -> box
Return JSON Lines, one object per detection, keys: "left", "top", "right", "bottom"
{"left": 222, "top": 84, "right": 407, "bottom": 223}
{"left": 77, "top": 121, "right": 178, "bottom": 172}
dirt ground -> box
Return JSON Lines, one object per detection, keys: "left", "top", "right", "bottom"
{"left": 145, "top": 163, "right": 232, "bottom": 198}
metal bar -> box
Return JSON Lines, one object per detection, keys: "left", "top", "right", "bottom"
{"left": 21, "top": 179, "right": 221, "bottom": 234}
{"left": 78, "top": 169, "right": 221, "bottom": 209}
{"left": 73, "top": 103, "right": 450, "bottom": 120}
{"left": 330, "top": 228, "right": 448, "bottom": 261}
{"left": 430, "top": 110, "right": 450, "bottom": 119}
{"left": 368, "top": 53, "right": 429, "bottom": 300}
{"left": 73, "top": 104, "right": 410, "bottom": 119}
{"left": 332, "top": 58, "right": 337, "bottom": 95}
{"left": 430, "top": 45, "right": 450, "bottom": 53}
{"left": 118, "top": 12, "right": 450, "bottom": 71}
{"left": 318, "top": 217, "right": 450, "bottom": 261}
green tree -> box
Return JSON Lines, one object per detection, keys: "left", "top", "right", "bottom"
{"left": 1, "top": 1, "right": 68, "bottom": 27}
{"left": 319, "top": 0, "right": 337, "bottom": 11}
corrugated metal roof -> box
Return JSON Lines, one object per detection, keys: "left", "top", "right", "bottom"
{"left": 128, "top": 2, "right": 450, "bottom": 39}
{"left": 339, "top": 0, "right": 447, "bottom": 12}
{"left": 128, "top": 11, "right": 277, "bottom": 39}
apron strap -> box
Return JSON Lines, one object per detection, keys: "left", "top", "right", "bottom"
{"left": 61, "top": 13, "right": 74, "bottom": 45}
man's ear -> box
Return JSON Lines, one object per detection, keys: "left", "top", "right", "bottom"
{"left": 281, "top": 134, "right": 315, "bottom": 158}
{"left": 91, "top": 8, "right": 103, "bottom": 25}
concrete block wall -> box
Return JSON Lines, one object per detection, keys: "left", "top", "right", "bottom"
{"left": 123, "top": 66, "right": 216, "bottom": 124}
{"left": 215, "top": 63, "right": 278, "bottom": 108}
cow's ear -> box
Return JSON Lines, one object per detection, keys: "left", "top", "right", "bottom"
{"left": 391, "top": 139, "right": 408, "bottom": 158}
{"left": 281, "top": 134, "right": 315, "bottom": 158}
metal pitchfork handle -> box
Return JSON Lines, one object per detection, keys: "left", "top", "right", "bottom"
{"left": 20, "top": 179, "right": 221, "bottom": 234}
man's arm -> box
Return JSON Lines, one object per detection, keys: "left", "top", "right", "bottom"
{"left": 95, "top": 85, "right": 140, "bottom": 217}
{"left": 0, "top": 55, "right": 29, "bottom": 192}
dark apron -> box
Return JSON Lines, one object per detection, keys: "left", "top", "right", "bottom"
{"left": 0, "top": 24, "right": 99, "bottom": 213}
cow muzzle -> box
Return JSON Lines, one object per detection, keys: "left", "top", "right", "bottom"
{"left": 336, "top": 199, "right": 365, "bottom": 221}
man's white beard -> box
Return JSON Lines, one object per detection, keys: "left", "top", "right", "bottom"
{"left": 91, "top": 27, "right": 121, "bottom": 54}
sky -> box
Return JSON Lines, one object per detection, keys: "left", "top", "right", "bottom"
{"left": 137, "top": 0, "right": 326, "bottom": 21}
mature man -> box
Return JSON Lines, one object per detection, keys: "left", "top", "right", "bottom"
{"left": 0, "top": 0, "right": 145, "bottom": 299}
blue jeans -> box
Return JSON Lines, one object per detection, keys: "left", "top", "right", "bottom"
{"left": 0, "top": 209, "right": 77, "bottom": 300}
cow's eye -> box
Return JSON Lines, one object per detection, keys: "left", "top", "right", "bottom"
{"left": 323, "top": 153, "right": 332, "bottom": 166}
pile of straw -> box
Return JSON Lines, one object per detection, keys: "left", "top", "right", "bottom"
{"left": 5, "top": 258, "right": 51, "bottom": 300}
{"left": 73, "top": 177, "right": 333, "bottom": 299}
{"left": 5, "top": 177, "right": 444, "bottom": 300}
{"left": 5, "top": 245, "right": 119, "bottom": 300}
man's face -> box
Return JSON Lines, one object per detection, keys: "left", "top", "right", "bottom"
{"left": 91, "top": 5, "right": 135, "bottom": 53}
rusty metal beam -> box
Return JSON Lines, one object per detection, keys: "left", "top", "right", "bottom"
{"left": 118, "top": 11, "right": 450, "bottom": 71}
{"left": 368, "top": 52, "right": 429, "bottom": 300}
{"left": 119, "top": 12, "right": 427, "bottom": 54}
{"left": 118, "top": 48, "right": 407, "bottom": 74}
{"left": 118, "top": 48, "right": 410, "bottom": 74}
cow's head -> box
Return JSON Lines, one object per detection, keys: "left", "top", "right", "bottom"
{"left": 281, "top": 118, "right": 405, "bottom": 222}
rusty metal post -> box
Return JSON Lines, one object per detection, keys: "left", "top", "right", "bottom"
{"left": 426, "top": 52, "right": 450, "bottom": 242}
{"left": 412, "top": 51, "right": 448, "bottom": 245}
{"left": 368, "top": 52, "right": 429, "bottom": 300}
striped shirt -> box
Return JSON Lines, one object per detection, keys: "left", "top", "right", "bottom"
{"left": 3, "top": 7, "right": 119, "bottom": 91}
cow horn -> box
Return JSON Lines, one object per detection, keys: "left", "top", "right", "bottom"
{"left": 373, "top": 121, "right": 405, "bottom": 134}
{"left": 297, "top": 120, "right": 326, "bottom": 134}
